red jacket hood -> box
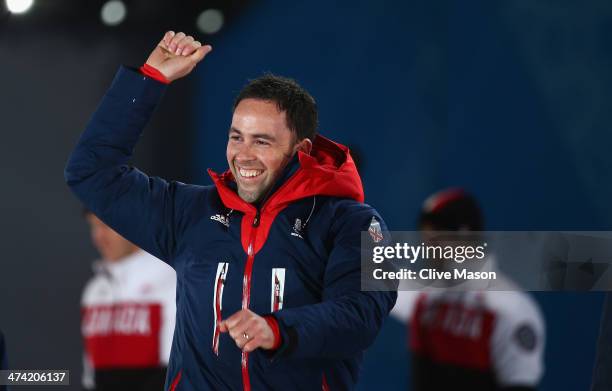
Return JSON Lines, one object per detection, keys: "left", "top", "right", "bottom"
{"left": 208, "top": 135, "right": 364, "bottom": 214}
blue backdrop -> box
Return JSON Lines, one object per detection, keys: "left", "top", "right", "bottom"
{"left": 191, "top": 1, "right": 610, "bottom": 389}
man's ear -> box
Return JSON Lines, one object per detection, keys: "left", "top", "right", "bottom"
{"left": 295, "top": 138, "right": 313, "bottom": 155}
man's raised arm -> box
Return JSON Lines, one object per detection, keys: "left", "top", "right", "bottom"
{"left": 64, "top": 32, "right": 211, "bottom": 265}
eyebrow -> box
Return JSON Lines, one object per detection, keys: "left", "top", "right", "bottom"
{"left": 229, "top": 127, "right": 277, "bottom": 141}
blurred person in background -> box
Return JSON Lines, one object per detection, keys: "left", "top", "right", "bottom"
{"left": 81, "top": 211, "right": 176, "bottom": 391}
{"left": 392, "top": 188, "right": 545, "bottom": 391}
{"left": 65, "top": 30, "right": 395, "bottom": 390}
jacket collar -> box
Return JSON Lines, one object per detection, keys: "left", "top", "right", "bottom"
{"left": 208, "top": 135, "right": 365, "bottom": 215}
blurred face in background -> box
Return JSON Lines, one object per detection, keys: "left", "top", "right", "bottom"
{"left": 86, "top": 213, "right": 138, "bottom": 262}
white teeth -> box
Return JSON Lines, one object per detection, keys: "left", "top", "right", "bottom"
{"left": 239, "top": 168, "right": 263, "bottom": 178}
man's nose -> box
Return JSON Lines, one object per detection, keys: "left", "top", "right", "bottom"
{"left": 235, "top": 142, "right": 257, "bottom": 161}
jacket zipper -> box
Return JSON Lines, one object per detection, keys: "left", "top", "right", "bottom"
{"left": 241, "top": 209, "right": 260, "bottom": 391}
{"left": 212, "top": 263, "right": 228, "bottom": 355}
{"left": 239, "top": 170, "right": 296, "bottom": 391}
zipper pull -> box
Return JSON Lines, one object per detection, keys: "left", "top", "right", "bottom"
{"left": 253, "top": 210, "right": 261, "bottom": 227}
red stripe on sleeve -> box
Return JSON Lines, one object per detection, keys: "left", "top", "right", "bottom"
{"left": 139, "top": 63, "right": 170, "bottom": 84}
{"left": 263, "top": 315, "right": 282, "bottom": 350}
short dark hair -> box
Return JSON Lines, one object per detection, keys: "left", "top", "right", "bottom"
{"left": 234, "top": 74, "right": 318, "bottom": 141}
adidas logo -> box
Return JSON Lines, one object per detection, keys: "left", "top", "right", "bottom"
{"left": 211, "top": 214, "right": 230, "bottom": 227}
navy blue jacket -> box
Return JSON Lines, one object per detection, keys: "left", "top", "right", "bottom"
{"left": 65, "top": 67, "right": 396, "bottom": 390}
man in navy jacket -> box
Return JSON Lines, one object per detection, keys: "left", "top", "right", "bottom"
{"left": 65, "top": 31, "right": 396, "bottom": 390}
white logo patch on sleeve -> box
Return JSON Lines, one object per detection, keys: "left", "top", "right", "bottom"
{"left": 368, "top": 216, "right": 384, "bottom": 243}
{"left": 514, "top": 323, "right": 537, "bottom": 352}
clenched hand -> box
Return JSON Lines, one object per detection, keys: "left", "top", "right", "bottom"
{"left": 219, "top": 309, "right": 276, "bottom": 352}
{"left": 145, "top": 31, "right": 212, "bottom": 82}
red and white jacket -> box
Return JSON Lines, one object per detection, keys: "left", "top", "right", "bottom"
{"left": 81, "top": 250, "right": 176, "bottom": 388}
{"left": 392, "top": 274, "right": 545, "bottom": 390}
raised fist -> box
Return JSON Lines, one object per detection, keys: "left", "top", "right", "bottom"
{"left": 145, "top": 31, "right": 212, "bottom": 82}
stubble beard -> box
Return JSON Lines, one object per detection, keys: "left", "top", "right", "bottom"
{"left": 232, "top": 147, "right": 297, "bottom": 204}
{"left": 237, "top": 186, "right": 262, "bottom": 204}
{"left": 230, "top": 163, "right": 265, "bottom": 203}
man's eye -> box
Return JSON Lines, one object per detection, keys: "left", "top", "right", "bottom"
{"left": 230, "top": 135, "right": 241, "bottom": 141}
{"left": 255, "top": 140, "right": 270, "bottom": 146}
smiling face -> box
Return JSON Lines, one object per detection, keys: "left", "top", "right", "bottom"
{"left": 227, "top": 98, "right": 311, "bottom": 203}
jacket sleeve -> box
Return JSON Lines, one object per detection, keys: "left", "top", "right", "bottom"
{"left": 271, "top": 203, "right": 397, "bottom": 360}
{"left": 64, "top": 66, "right": 200, "bottom": 267}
